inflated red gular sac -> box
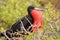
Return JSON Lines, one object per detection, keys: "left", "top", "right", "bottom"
{"left": 28, "top": 6, "right": 44, "bottom": 32}
{"left": 0, "top": 6, "right": 44, "bottom": 38}
{"left": 31, "top": 9, "right": 44, "bottom": 31}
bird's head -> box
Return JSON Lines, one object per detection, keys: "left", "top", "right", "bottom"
{"left": 27, "top": 6, "right": 44, "bottom": 15}
{"left": 27, "top": 6, "right": 35, "bottom": 14}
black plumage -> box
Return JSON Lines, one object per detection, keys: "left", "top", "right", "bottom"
{"left": 0, "top": 6, "right": 35, "bottom": 38}
{"left": 10, "top": 6, "right": 35, "bottom": 33}
{"left": 10, "top": 14, "right": 34, "bottom": 32}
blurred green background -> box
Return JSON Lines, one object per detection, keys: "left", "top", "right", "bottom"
{"left": 0, "top": 0, "right": 60, "bottom": 40}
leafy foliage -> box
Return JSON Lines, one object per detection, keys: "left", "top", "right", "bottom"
{"left": 0, "top": 0, "right": 60, "bottom": 40}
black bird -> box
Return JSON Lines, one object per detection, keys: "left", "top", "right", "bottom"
{"left": 0, "top": 6, "right": 44, "bottom": 39}
{"left": 0, "top": 6, "right": 35, "bottom": 38}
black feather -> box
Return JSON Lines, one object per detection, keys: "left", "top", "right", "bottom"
{"left": 0, "top": 6, "right": 35, "bottom": 38}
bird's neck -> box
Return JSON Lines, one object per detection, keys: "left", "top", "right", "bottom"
{"left": 26, "top": 14, "right": 34, "bottom": 24}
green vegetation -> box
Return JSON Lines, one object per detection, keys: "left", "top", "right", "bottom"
{"left": 0, "top": 0, "right": 60, "bottom": 40}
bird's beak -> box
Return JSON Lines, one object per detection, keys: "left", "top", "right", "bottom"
{"left": 34, "top": 8, "right": 45, "bottom": 11}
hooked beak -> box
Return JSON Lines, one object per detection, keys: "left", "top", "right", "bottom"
{"left": 34, "top": 8, "right": 45, "bottom": 11}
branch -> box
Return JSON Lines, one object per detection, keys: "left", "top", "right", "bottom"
{"left": 3, "top": 31, "right": 10, "bottom": 40}
{"left": 48, "top": 23, "right": 57, "bottom": 35}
